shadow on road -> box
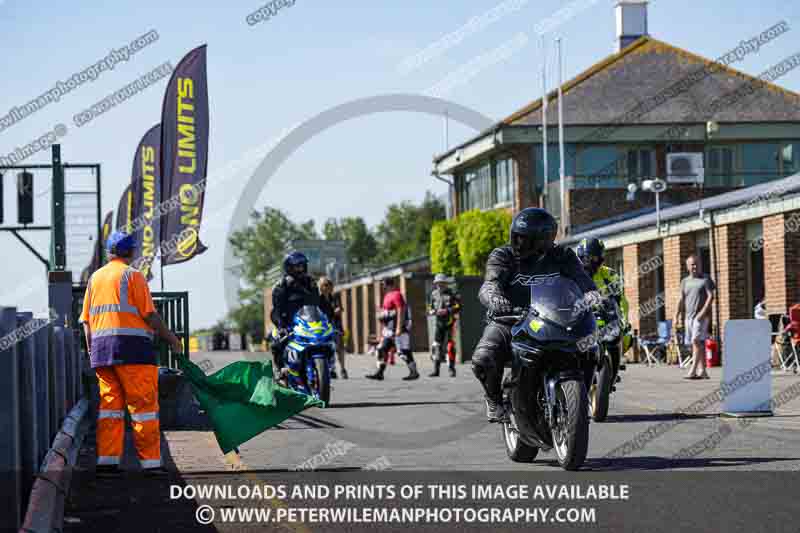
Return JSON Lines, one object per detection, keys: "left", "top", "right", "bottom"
{"left": 537, "top": 456, "right": 800, "bottom": 471}
{"left": 602, "top": 413, "right": 716, "bottom": 423}
{"left": 327, "top": 400, "right": 480, "bottom": 409}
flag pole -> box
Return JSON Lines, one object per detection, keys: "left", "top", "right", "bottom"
{"left": 557, "top": 37, "right": 567, "bottom": 235}
{"left": 542, "top": 36, "right": 548, "bottom": 203}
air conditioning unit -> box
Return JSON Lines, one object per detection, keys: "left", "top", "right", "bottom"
{"left": 667, "top": 153, "right": 704, "bottom": 184}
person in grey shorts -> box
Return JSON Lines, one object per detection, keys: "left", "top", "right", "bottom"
{"left": 675, "top": 255, "right": 716, "bottom": 379}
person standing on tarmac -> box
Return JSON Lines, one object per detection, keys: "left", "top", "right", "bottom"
{"left": 576, "top": 237, "right": 632, "bottom": 379}
{"left": 318, "top": 276, "right": 347, "bottom": 379}
{"left": 80, "top": 231, "right": 183, "bottom": 474}
{"left": 428, "top": 274, "right": 461, "bottom": 377}
{"left": 472, "top": 208, "right": 598, "bottom": 422}
{"left": 270, "top": 252, "right": 320, "bottom": 377}
{"left": 366, "top": 277, "right": 420, "bottom": 381}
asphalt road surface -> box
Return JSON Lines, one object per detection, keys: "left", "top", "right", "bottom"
{"left": 192, "top": 350, "right": 800, "bottom": 473}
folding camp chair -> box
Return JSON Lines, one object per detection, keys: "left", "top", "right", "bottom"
{"left": 782, "top": 339, "right": 800, "bottom": 373}
{"left": 638, "top": 320, "right": 672, "bottom": 367}
{"left": 775, "top": 313, "right": 800, "bottom": 373}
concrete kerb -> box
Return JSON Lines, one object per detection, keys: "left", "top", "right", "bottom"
{"left": 21, "top": 398, "right": 89, "bottom": 533}
{"left": 222, "top": 94, "right": 494, "bottom": 451}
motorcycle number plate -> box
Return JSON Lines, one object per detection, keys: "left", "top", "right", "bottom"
{"left": 287, "top": 350, "right": 299, "bottom": 363}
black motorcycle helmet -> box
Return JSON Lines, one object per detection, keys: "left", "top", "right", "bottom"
{"left": 283, "top": 251, "right": 309, "bottom": 277}
{"left": 509, "top": 208, "right": 558, "bottom": 260}
{"left": 576, "top": 237, "right": 605, "bottom": 275}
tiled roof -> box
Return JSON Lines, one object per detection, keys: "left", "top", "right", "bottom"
{"left": 505, "top": 37, "right": 800, "bottom": 127}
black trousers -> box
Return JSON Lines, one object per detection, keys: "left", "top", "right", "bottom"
{"left": 434, "top": 320, "right": 454, "bottom": 366}
{"left": 471, "top": 323, "right": 512, "bottom": 400}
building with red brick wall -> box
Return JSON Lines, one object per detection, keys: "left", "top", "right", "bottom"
{"left": 560, "top": 175, "right": 800, "bottom": 353}
{"left": 432, "top": 1, "right": 800, "bottom": 239}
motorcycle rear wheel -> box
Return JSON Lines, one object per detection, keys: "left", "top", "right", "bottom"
{"left": 552, "top": 379, "right": 589, "bottom": 471}
{"left": 591, "top": 354, "right": 612, "bottom": 422}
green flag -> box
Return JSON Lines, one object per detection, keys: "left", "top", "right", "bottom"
{"left": 176, "top": 354, "right": 324, "bottom": 454}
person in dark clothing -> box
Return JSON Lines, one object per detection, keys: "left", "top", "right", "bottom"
{"left": 270, "top": 251, "right": 320, "bottom": 374}
{"left": 473, "top": 208, "right": 598, "bottom": 422}
{"left": 428, "top": 273, "right": 461, "bottom": 377}
{"left": 318, "top": 276, "right": 347, "bottom": 379}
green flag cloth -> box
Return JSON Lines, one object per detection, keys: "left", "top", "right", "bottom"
{"left": 176, "top": 354, "right": 325, "bottom": 454}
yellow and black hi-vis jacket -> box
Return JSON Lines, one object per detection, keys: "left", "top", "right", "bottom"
{"left": 592, "top": 265, "right": 632, "bottom": 352}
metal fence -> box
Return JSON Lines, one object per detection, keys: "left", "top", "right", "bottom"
{"left": 71, "top": 286, "right": 190, "bottom": 370}
{"left": 0, "top": 307, "right": 85, "bottom": 530}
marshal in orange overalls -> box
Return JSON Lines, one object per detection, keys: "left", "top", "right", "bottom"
{"left": 80, "top": 257, "right": 161, "bottom": 469}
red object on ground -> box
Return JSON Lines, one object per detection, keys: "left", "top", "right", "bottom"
{"left": 787, "top": 304, "right": 800, "bottom": 342}
{"left": 705, "top": 338, "right": 720, "bottom": 367}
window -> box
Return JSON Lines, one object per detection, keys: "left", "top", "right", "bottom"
{"left": 575, "top": 146, "right": 622, "bottom": 188}
{"left": 745, "top": 222, "right": 765, "bottom": 315}
{"left": 625, "top": 148, "right": 655, "bottom": 180}
{"left": 780, "top": 142, "right": 800, "bottom": 175}
{"left": 706, "top": 146, "right": 735, "bottom": 186}
{"left": 458, "top": 157, "right": 517, "bottom": 213}
{"left": 495, "top": 158, "right": 514, "bottom": 205}
{"left": 741, "top": 143, "right": 780, "bottom": 186}
{"left": 534, "top": 144, "right": 577, "bottom": 184}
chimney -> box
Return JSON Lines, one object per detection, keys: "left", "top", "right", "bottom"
{"left": 615, "top": 0, "right": 648, "bottom": 52}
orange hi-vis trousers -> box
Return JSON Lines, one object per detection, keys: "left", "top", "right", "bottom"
{"left": 95, "top": 364, "right": 161, "bottom": 468}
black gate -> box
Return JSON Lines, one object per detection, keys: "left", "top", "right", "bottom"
{"left": 71, "top": 286, "right": 189, "bottom": 369}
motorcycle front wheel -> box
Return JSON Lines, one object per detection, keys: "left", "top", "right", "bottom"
{"left": 552, "top": 379, "right": 589, "bottom": 471}
{"left": 314, "top": 358, "right": 331, "bottom": 406}
{"left": 502, "top": 396, "right": 539, "bottom": 463}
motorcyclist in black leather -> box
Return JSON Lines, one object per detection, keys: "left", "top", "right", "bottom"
{"left": 270, "top": 251, "right": 320, "bottom": 373}
{"left": 472, "top": 208, "right": 598, "bottom": 422}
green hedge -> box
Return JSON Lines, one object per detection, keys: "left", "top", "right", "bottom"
{"left": 431, "top": 209, "right": 511, "bottom": 276}
{"left": 430, "top": 219, "right": 462, "bottom": 276}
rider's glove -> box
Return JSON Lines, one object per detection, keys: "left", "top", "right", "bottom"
{"left": 488, "top": 295, "right": 514, "bottom": 317}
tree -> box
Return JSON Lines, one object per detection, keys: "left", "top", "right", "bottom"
{"left": 228, "top": 207, "right": 318, "bottom": 288}
{"left": 323, "top": 216, "right": 378, "bottom": 268}
{"left": 229, "top": 287, "right": 265, "bottom": 344}
{"left": 374, "top": 191, "right": 446, "bottom": 265}
{"left": 228, "top": 207, "right": 318, "bottom": 339}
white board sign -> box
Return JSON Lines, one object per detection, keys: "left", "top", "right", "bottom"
{"left": 722, "top": 320, "right": 772, "bottom": 415}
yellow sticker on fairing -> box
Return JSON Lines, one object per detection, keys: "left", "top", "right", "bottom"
{"left": 529, "top": 319, "right": 543, "bottom": 332}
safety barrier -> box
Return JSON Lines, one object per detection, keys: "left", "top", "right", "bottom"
{"left": 0, "top": 306, "right": 86, "bottom": 531}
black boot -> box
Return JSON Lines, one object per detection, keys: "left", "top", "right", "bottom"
{"left": 366, "top": 363, "right": 385, "bottom": 380}
{"left": 429, "top": 361, "right": 441, "bottom": 377}
{"left": 403, "top": 361, "right": 420, "bottom": 381}
{"left": 448, "top": 363, "right": 456, "bottom": 377}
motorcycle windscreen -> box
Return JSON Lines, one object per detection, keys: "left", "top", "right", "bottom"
{"left": 297, "top": 305, "right": 326, "bottom": 324}
{"left": 529, "top": 274, "right": 588, "bottom": 329}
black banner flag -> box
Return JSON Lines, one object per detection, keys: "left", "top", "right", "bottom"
{"left": 130, "top": 124, "right": 161, "bottom": 280}
{"left": 80, "top": 210, "right": 113, "bottom": 283}
{"left": 115, "top": 183, "right": 133, "bottom": 233}
{"left": 160, "top": 44, "right": 209, "bottom": 265}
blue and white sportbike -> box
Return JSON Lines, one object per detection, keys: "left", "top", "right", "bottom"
{"left": 280, "top": 305, "right": 335, "bottom": 405}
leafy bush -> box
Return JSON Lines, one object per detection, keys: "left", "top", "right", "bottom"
{"left": 455, "top": 209, "right": 512, "bottom": 275}
{"left": 430, "top": 219, "right": 462, "bottom": 276}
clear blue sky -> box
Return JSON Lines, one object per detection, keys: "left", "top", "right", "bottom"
{"left": 1, "top": 0, "right": 798, "bottom": 328}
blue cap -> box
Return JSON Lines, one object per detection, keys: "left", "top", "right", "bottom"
{"left": 106, "top": 230, "right": 137, "bottom": 254}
